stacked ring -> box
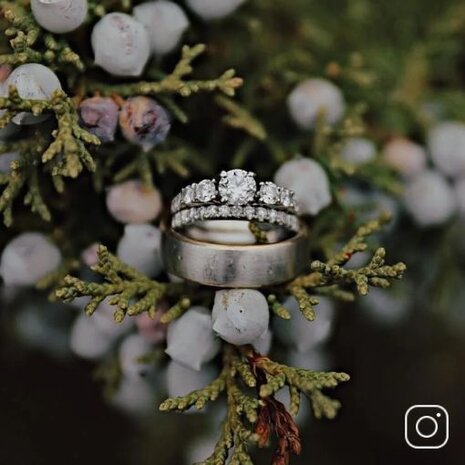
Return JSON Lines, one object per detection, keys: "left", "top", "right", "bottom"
{"left": 162, "top": 169, "right": 308, "bottom": 287}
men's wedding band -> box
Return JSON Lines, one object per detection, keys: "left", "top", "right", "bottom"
{"left": 161, "top": 224, "right": 309, "bottom": 288}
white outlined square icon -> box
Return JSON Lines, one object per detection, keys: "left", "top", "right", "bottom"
{"left": 404, "top": 405, "right": 449, "bottom": 449}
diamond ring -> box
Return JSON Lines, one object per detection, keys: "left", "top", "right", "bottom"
{"left": 171, "top": 169, "right": 297, "bottom": 213}
{"left": 170, "top": 169, "right": 298, "bottom": 232}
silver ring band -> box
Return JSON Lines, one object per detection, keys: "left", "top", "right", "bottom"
{"left": 161, "top": 224, "right": 309, "bottom": 288}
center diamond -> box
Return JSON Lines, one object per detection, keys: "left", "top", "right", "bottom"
{"left": 219, "top": 169, "right": 256, "bottom": 205}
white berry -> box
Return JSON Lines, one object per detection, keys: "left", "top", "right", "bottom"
{"left": 360, "top": 287, "right": 411, "bottom": 326}
{"left": 273, "top": 296, "right": 335, "bottom": 353}
{"left": 2, "top": 64, "right": 62, "bottom": 125}
{"left": 31, "top": 0, "right": 88, "bottom": 34}
{"left": 91, "top": 13, "right": 150, "bottom": 76}
{"left": 69, "top": 313, "right": 114, "bottom": 359}
{"left": 106, "top": 180, "right": 162, "bottom": 224}
{"left": 0, "top": 152, "right": 19, "bottom": 173}
{"left": 165, "top": 306, "right": 220, "bottom": 370}
{"left": 0, "top": 232, "right": 61, "bottom": 286}
{"left": 119, "top": 333, "right": 154, "bottom": 379}
{"left": 111, "top": 376, "right": 155, "bottom": 416}
{"left": 274, "top": 157, "right": 332, "bottom": 215}
{"left": 404, "top": 170, "right": 456, "bottom": 226}
{"left": 212, "top": 289, "right": 269, "bottom": 345}
{"left": 134, "top": 1, "right": 189, "bottom": 55}
{"left": 340, "top": 137, "right": 376, "bottom": 165}
{"left": 165, "top": 360, "right": 217, "bottom": 398}
{"left": 15, "top": 302, "right": 71, "bottom": 358}
{"left": 287, "top": 78, "right": 345, "bottom": 129}
{"left": 252, "top": 328, "right": 272, "bottom": 355}
{"left": 186, "top": 0, "right": 245, "bottom": 19}
{"left": 286, "top": 348, "right": 330, "bottom": 372}
{"left": 117, "top": 224, "right": 163, "bottom": 276}
{"left": 428, "top": 121, "right": 465, "bottom": 178}
{"left": 383, "top": 138, "right": 427, "bottom": 178}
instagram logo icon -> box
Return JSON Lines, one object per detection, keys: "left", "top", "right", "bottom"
{"left": 404, "top": 405, "right": 449, "bottom": 449}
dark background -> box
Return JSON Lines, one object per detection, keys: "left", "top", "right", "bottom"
{"left": 1, "top": 297, "right": 464, "bottom": 465}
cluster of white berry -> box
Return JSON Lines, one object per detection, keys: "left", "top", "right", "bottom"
{"left": 386, "top": 122, "right": 465, "bottom": 227}
{"left": 0, "top": 218, "right": 334, "bottom": 416}
{"left": 30, "top": 1, "right": 246, "bottom": 77}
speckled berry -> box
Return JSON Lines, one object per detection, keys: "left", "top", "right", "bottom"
{"left": 31, "top": 0, "right": 88, "bottom": 34}
{"left": 106, "top": 180, "right": 162, "bottom": 224}
{"left": 428, "top": 121, "right": 465, "bottom": 178}
{"left": 2, "top": 64, "right": 62, "bottom": 125}
{"left": 134, "top": 1, "right": 189, "bottom": 55}
{"left": 186, "top": 0, "right": 245, "bottom": 19}
{"left": 287, "top": 78, "right": 345, "bottom": 129}
{"left": 91, "top": 13, "right": 150, "bottom": 76}
{"left": 404, "top": 170, "right": 456, "bottom": 226}
{"left": 119, "top": 96, "right": 171, "bottom": 151}
{"left": 274, "top": 157, "right": 332, "bottom": 215}
{"left": 79, "top": 97, "right": 119, "bottom": 143}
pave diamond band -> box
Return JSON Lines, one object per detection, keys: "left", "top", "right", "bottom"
{"left": 171, "top": 169, "right": 297, "bottom": 214}
{"left": 171, "top": 205, "right": 299, "bottom": 232}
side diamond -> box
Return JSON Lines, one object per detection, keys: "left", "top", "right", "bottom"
{"left": 195, "top": 179, "right": 217, "bottom": 202}
{"left": 259, "top": 182, "right": 281, "bottom": 205}
{"left": 182, "top": 186, "right": 195, "bottom": 204}
{"left": 281, "top": 188, "right": 296, "bottom": 208}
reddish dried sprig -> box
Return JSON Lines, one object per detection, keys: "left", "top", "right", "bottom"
{"left": 248, "top": 350, "right": 302, "bottom": 465}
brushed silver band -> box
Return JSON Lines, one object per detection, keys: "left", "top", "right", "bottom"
{"left": 161, "top": 224, "right": 309, "bottom": 288}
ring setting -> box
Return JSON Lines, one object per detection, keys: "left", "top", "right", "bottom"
{"left": 163, "top": 169, "right": 307, "bottom": 287}
{"left": 171, "top": 169, "right": 297, "bottom": 214}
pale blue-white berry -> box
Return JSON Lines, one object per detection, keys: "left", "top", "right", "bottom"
{"left": 31, "top": 0, "right": 88, "bottom": 34}
{"left": 106, "top": 180, "right": 162, "bottom": 224}
{"left": 212, "top": 289, "right": 269, "bottom": 345}
{"left": 0, "top": 152, "right": 19, "bottom": 173}
{"left": 2, "top": 64, "right": 62, "bottom": 125}
{"left": 273, "top": 296, "right": 335, "bottom": 353}
{"left": 274, "top": 157, "right": 332, "bottom": 215}
{"left": 360, "top": 286, "right": 412, "bottom": 326}
{"left": 165, "top": 306, "right": 221, "bottom": 370}
{"left": 252, "top": 328, "right": 272, "bottom": 355}
{"left": 117, "top": 224, "right": 163, "bottom": 276}
{"left": 69, "top": 313, "right": 115, "bottom": 359}
{"left": 165, "top": 360, "right": 217, "bottom": 399}
{"left": 133, "top": 1, "right": 189, "bottom": 55}
{"left": 428, "top": 121, "right": 465, "bottom": 178}
{"left": 111, "top": 376, "right": 156, "bottom": 416}
{"left": 91, "top": 13, "right": 150, "bottom": 76}
{"left": 15, "top": 302, "right": 71, "bottom": 358}
{"left": 119, "top": 96, "right": 171, "bottom": 151}
{"left": 340, "top": 137, "right": 376, "bottom": 165}
{"left": 0, "top": 232, "right": 62, "bottom": 286}
{"left": 383, "top": 138, "right": 427, "bottom": 178}
{"left": 404, "top": 170, "right": 456, "bottom": 226}
{"left": 287, "top": 78, "right": 345, "bottom": 129}
{"left": 119, "top": 333, "right": 154, "bottom": 379}
{"left": 186, "top": 0, "right": 245, "bottom": 19}
{"left": 79, "top": 97, "right": 119, "bottom": 142}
